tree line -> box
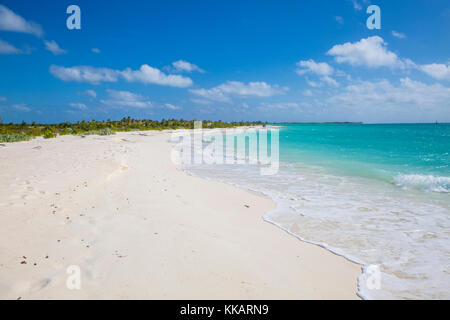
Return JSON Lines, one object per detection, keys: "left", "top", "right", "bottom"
{"left": 0, "top": 118, "right": 266, "bottom": 142}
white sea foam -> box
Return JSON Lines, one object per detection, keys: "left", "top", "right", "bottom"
{"left": 172, "top": 129, "right": 450, "bottom": 299}
{"left": 182, "top": 161, "right": 450, "bottom": 300}
{"left": 394, "top": 174, "right": 450, "bottom": 193}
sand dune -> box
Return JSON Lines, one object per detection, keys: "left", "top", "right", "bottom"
{"left": 0, "top": 131, "right": 361, "bottom": 299}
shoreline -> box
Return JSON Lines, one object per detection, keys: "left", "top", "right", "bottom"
{"left": 0, "top": 130, "right": 361, "bottom": 299}
{"left": 181, "top": 166, "right": 368, "bottom": 299}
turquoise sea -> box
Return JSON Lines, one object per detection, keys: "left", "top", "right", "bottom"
{"left": 182, "top": 123, "right": 450, "bottom": 299}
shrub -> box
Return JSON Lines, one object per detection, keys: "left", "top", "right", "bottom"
{"left": 43, "top": 127, "right": 57, "bottom": 139}
{"left": 84, "top": 128, "right": 116, "bottom": 136}
{"left": 0, "top": 133, "right": 31, "bottom": 142}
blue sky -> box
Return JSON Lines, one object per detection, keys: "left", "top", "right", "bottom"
{"left": 0, "top": 0, "right": 449, "bottom": 123}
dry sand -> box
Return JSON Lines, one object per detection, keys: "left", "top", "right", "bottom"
{"left": 0, "top": 131, "right": 361, "bottom": 299}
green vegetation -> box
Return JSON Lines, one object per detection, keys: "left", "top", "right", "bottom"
{"left": 0, "top": 118, "right": 265, "bottom": 143}
{"left": 0, "top": 133, "right": 32, "bottom": 143}
{"left": 83, "top": 128, "right": 116, "bottom": 136}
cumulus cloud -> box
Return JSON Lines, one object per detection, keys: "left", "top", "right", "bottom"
{"left": 122, "top": 64, "right": 193, "bottom": 87}
{"left": 45, "top": 40, "right": 67, "bottom": 55}
{"left": 171, "top": 60, "right": 204, "bottom": 73}
{"left": 327, "top": 36, "right": 410, "bottom": 68}
{"left": 296, "top": 60, "right": 338, "bottom": 87}
{"left": 50, "top": 64, "right": 193, "bottom": 87}
{"left": 392, "top": 31, "right": 406, "bottom": 39}
{"left": 420, "top": 63, "right": 450, "bottom": 81}
{"left": 0, "top": 5, "right": 43, "bottom": 37}
{"left": 101, "top": 90, "right": 153, "bottom": 108}
{"left": 50, "top": 65, "right": 119, "bottom": 84}
{"left": 0, "top": 39, "right": 22, "bottom": 54}
{"left": 296, "top": 60, "right": 334, "bottom": 76}
{"left": 92, "top": 48, "right": 101, "bottom": 54}
{"left": 69, "top": 103, "right": 87, "bottom": 110}
{"left": 190, "top": 81, "right": 288, "bottom": 103}
{"left": 327, "top": 78, "right": 450, "bottom": 120}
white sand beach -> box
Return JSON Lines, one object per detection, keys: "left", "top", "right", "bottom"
{"left": 0, "top": 131, "right": 361, "bottom": 300}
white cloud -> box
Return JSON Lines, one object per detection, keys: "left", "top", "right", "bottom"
{"left": 350, "top": 0, "right": 369, "bottom": 11}
{"left": 101, "top": 90, "right": 153, "bottom": 108}
{"left": 92, "top": 48, "right": 101, "bottom": 54}
{"left": 50, "top": 65, "right": 119, "bottom": 85}
{"left": 69, "top": 103, "right": 87, "bottom": 110}
{"left": 327, "top": 78, "right": 450, "bottom": 120}
{"left": 392, "top": 31, "right": 406, "bottom": 39}
{"left": 296, "top": 60, "right": 334, "bottom": 76}
{"left": 327, "top": 36, "right": 407, "bottom": 68}
{"left": 296, "top": 60, "right": 338, "bottom": 87}
{"left": 122, "top": 64, "right": 193, "bottom": 87}
{"left": 189, "top": 88, "right": 230, "bottom": 102}
{"left": 303, "top": 89, "right": 313, "bottom": 96}
{"left": 82, "top": 89, "right": 97, "bottom": 99}
{"left": 0, "top": 39, "right": 22, "bottom": 54}
{"left": 306, "top": 79, "right": 322, "bottom": 88}
{"left": 420, "top": 63, "right": 450, "bottom": 81}
{"left": 45, "top": 40, "right": 67, "bottom": 55}
{"left": 258, "top": 102, "right": 300, "bottom": 110}
{"left": 171, "top": 60, "right": 204, "bottom": 73}
{"left": 335, "top": 16, "right": 344, "bottom": 24}
{"left": 0, "top": 96, "right": 7, "bottom": 102}
{"left": 50, "top": 64, "right": 193, "bottom": 87}
{"left": 0, "top": 5, "right": 43, "bottom": 37}
{"left": 190, "top": 98, "right": 214, "bottom": 105}
{"left": 12, "top": 104, "right": 30, "bottom": 112}
{"left": 190, "top": 81, "right": 288, "bottom": 102}
{"left": 321, "top": 76, "right": 339, "bottom": 87}
{"left": 165, "top": 103, "right": 181, "bottom": 110}
{"left": 351, "top": 0, "right": 363, "bottom": 11}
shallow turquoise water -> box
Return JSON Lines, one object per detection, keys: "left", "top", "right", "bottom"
{"left": 278, "top": 123, "right": 450, "bottom": 191}
{"left": 180, "top": 124, "right": 450, "bottom": 299}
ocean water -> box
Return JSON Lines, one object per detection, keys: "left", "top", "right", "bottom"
{"left": 177, "top": 124, "right": 450, "bottom": 300}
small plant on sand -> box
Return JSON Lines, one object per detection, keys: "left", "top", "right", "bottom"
{"left": 84, "top": 128, "right": 116, "bottom": 136}
{"left": 0, "top": 133, "right": 31, "bottom": 143}
{"left": 43, "top": 127, "right": 57, "bottom": 139}
{"left": 59, "top": 128, "right": 73, "bottom": 136}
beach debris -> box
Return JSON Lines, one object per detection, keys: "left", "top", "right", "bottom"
{"left": 45, "top": 256, "right": 49, "bottom": 259}
{"left": 32, "top": 146, "right": 42, "bottom": 150}
{"left": 20, "top": 261, "right": 27, "bottom": 264}
{"left": 244, "top": 204, "right": 250, "bottom": 208}
{"left": 17, "top": 297, "right": 22, "bottom": 300}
